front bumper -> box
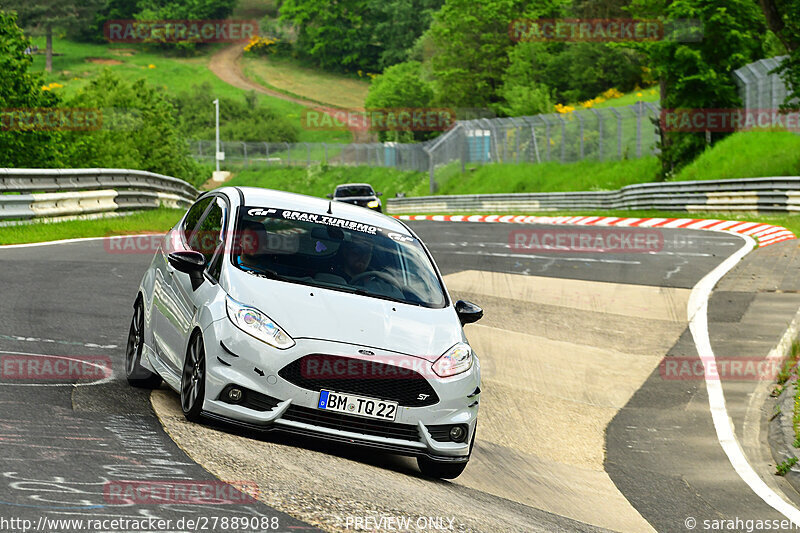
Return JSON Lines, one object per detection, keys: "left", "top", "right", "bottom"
{"left": 200, "top": 318, "right": 480, "bottom": 461}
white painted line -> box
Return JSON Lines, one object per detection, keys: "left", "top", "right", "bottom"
{"left": 442, "top": 250, "right": 641, "bottom": 265}
{"left": 687, "top": 233, "right": 800, "bottom": 526}
{"left": 0, "top": 333, "right": 116, "bottom": 350}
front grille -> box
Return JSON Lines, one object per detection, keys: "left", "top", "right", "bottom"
{"left": 278, "top": 354, "right": 439, "bottom": 407}
{"left": 281, "top": 404, "right": 421, "bottom": 442}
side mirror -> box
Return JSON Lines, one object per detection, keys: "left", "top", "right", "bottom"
{"left": 326, "top": 193, "right": 334, "bottom": 199}
{"left": 168, "top": 251, "right": 206, "bottom": 290}
{"left": 455, "top": 300, "right": 483, "bottom": 325}
{"left": 376, "top": 191, "right": 383, "bottom": 196}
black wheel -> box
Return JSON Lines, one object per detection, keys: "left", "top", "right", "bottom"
{"left": 125, "top": 298, "right": 162, "bottom": 389}
{"left": 417, "top": 425, "right": 476, "bottom": 479}
{"left": 181, "top": 332, "right": 206, "bottom": 422}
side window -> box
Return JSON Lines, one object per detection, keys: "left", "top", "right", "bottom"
{"left": 189, "top": 197, "right": 225, "bottom": 264}
{"left": 182, "top": 197, "right": 213, "bottom": 244}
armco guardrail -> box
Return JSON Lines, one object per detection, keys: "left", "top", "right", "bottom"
{"left": 386, "top": 177, "right": 800, "bottom": 215}
{"left": 0, "top": 169, "right": 198, "bottom": 221}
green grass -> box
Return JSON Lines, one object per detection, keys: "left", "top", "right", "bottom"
{"left": 242, "top": 54, "right": 370, "bottom": 109}
{"left": 589, "top": 86, "right": 660, "bottom": 109}
{"left": 28, "top": 37, "right": 349, "bottom": 143}
{"left": 434, "top": 157, "right": 660, "bottom": 194}
{"left": 224, "top": 165, "right": 430, "bottom": 200}
{"left": 672, "top": 130, "right": 800, "bottom": 181}
{"left": 0, "top": 208, "right": 183, "bottom": 245}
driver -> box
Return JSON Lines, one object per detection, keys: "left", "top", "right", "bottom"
{"left": 333, "top": 238, "right": 373, "bottom": 283}
{"left": 236, "top": 221, "right": 267, "bottom": 271}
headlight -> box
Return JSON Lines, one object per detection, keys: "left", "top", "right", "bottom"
{"left": 432, "top": 343, "right": 473, "bottom": 378}
{"left": 225, "top": 296, "right": 295, "bottom": 349}
{"left": 367, "top": 199, "right": 380, "bottom": 208}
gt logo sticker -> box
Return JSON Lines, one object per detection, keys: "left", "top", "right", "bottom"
{"left": 247, "top": 208, "right": 277, "bottom": 217}
{"left": 388, "top": 232, "right": 414, "bottom": 242}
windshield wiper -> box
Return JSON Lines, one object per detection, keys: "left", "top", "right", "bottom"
{"left": 243, "top": 266, "right": 288, "bottom": 281}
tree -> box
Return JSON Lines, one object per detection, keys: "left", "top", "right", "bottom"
{"left": 424, "top": 0, "right": 567, "bottom": 110}
{"left": 364, "top": 61, "right": 436, "bottom": 141}
{"left": 0, "top": 0, "right": 102, "bottom": 72}
{"left": 757, "top": 0, "right": 800, "bottom": 109}
{"left": 280, "top": 0, "right": 378, "bottom": 71}
{"left": 0, "top": 10, "right": 64, "bottom": 167}
{"left": 632, "top": 0, "right": 766, "bottom": 177}
{"left": 368, "top": 0, "right": 444, "bottom": 69}
{"left": 64, "top": 70, "right": 205, "bottom": 186}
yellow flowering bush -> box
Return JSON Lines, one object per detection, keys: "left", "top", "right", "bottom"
{"left": 554, "top": 103, "right": 575, "bottom": 114}
{"left": 41, "top": 82, "right": 63, "bottom": 91}
{"left": 244, "top": 35, "right": 279, "bottom": 55}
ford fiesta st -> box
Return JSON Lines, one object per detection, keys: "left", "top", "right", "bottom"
{"left": 125, "top": 187, "right": 483, "bottom": 478}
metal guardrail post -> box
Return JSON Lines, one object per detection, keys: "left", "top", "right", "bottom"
{"left": 540, "top": 115, "right": 551, "bottom": 161}
{"left": 557, "top": 115, "right": 567, "bottom": 163}
{"left": 609, "top": 107, "right": 622, "bottom": 159}
{"left": 591, "top": 108, "right": 603, "bottom": 160}
{"left": 285, "top": 142, "right": 291, "bottom": 166}
{"left": 636, "top": 102, "right": 643, "bottom": 158}
{"left": 577, "top": 113, "right": 585, "bottom": 160}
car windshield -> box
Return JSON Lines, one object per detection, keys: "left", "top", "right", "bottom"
{"left": 231, "top": 207, "right": 446, "bottom": 308}
{"left": 335, "top": 186, "right": 374, "bottom": 198}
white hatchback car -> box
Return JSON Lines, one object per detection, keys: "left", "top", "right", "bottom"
{"left": 126, "top": 187, "right": 483, "bottom": 478}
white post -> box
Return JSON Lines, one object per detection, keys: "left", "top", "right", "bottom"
{"left": 213, "top": 99, "right": 221, "bottom": 172}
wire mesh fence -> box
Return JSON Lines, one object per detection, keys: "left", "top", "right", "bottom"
{"left": 733, "top": 56, "right": 793, "bottom": 113}
{"left": 189, "top": 56, "right": 794, "bottom": 192}
{"left": 189, "top": 102, "right": 662, "bottom": 190}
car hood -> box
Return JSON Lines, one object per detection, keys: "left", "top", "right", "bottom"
{"left": 226, "top": 271, "right": 460, "bottom": 362}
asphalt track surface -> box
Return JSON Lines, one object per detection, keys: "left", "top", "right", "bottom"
{"left": 0, "top": 221, "right": 796, "bottom": 532}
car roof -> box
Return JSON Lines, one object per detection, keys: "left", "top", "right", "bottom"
{"left": 213, "top": 186, "right": 410, "bottom": 235}
{"left": 335, "top": 183, "right": 373, "bottom": 189}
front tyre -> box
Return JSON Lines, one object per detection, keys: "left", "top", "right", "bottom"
{"left": 181, "top": 332, "right": 206, "bottom": 422}
{"left": 125, "top": 298, "right": 162, "bottom": 389}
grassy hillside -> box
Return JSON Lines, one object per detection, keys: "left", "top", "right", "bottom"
{"left": 28, "top": 37, "right": 349, "bottom": 143}
{"left": 671, "top": 130, "right": 800, "bottom": 181}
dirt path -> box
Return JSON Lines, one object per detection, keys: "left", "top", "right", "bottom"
{"left": 208, "top": 44, "right": 320, "bottom": 107}
{"left": 208, "top": 45, "right": 377, "bottom": 144}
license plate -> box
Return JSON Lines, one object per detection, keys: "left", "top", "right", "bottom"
{"left": 317, "top": 390, "right": 398, "bottom": 421}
